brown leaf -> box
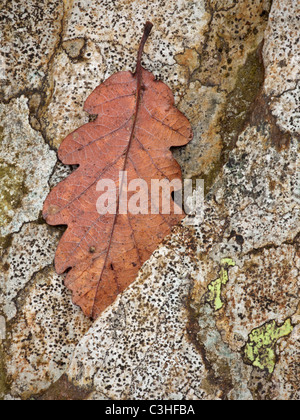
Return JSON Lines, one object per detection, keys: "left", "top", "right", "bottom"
{"left": 43, "top": 22, "right": 193, "bottom": 319}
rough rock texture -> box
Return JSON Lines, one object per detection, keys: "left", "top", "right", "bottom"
{"left": 0, "top": 0, "right": 299, "bottom": 400}
{"left": 0, "top": 97, "right": 56, "bottom": 237}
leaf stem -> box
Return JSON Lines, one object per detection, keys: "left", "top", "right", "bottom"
{"left": 135, "top": 21, "right": 153, "bottom": 75}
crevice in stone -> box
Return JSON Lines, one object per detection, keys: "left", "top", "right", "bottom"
{"left": 244, "top": 233, "right": 300, "bottom": 258}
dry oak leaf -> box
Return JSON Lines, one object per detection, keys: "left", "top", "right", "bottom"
{"left": 43, "top": 23, "right": 193, "bottom": 319}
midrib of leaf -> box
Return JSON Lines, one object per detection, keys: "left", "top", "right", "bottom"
{"left": 90, "top": 22, "right": 154, "bottom": 319}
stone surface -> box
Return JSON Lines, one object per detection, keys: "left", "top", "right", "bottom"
{"left": 39, "top": 0, "right": 209, "bottom": 149}
{"left": 0, "top": 97, "right": 56, "bottom": 238}
{"left": 263, "top": 0, "right": 300, "bottom": 135}
{"left": 5, "top": 266, "right": 91, "bottom": 399}
{"left": 0, "top": 0, "right": 299, "bottom": 401}
{"left": 0, "top": 0, "right": 64, "bottom": 102}
{"left": 67, "top": 231, "right": 211, "bottom": 400}
{"left": 0, "top": 223, "right": 60, "bottom": 320}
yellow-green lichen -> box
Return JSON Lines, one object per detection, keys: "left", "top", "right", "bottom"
{"left": 206, "top": 258, "right": 236, "bottom": 311}
{"left": 243, "top": 319, "right": 294, "bottom": 374}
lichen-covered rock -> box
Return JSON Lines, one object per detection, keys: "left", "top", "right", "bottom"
{"left": 211, "top": 131, "right": 299, "bottom": 255}
{"left": 39, "top": 0, "right": 210, "bottom": 149}
{"left": 65, "top": 118, "right": 299, "bottom": 399}
{"left": 0, "top": 223, "right": 60, "bottom": 320}
{"left": 175, "top": 0, "right": 272, "bottom": 182}
{"left": 66, "top": 225, "right": 254, "bottom": 400}
{"left": 0, "top": 0, "right": 299, "bottom": 401}
{"left": 0, "top": 0, "right": 64, "bottom": 101}
{"left": 263, "top": 0, "right": 300, "bottom": 135}
{"left": 4, "top": 266, "right": 91, "bottom": 399}
{"left": 67, "top": 231, "right": 211, "bottom": 400}
{"left": 214, "top": 245, "right": 298, "bottom": 352}
{"left": 272, "top": 322, "right": 300, "bottom": 400}
{"left": 39, "top": 39, "right": 104, "bottom": 149}
{"left": 263, "top": 0, "right": 300, "bottom": 97}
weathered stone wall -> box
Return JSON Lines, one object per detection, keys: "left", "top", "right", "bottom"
{"left": 0, "top": 0, "right": 299, "bottom": 400}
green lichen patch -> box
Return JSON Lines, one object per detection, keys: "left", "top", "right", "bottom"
{"left": 205, "top": 258, "right": 236, "bottom": 311}
{"left": 0, "top": 163, "right": 27, "bottom": 227}
{"left": 243, "top": 319, "right": 294, "bottom": 374}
